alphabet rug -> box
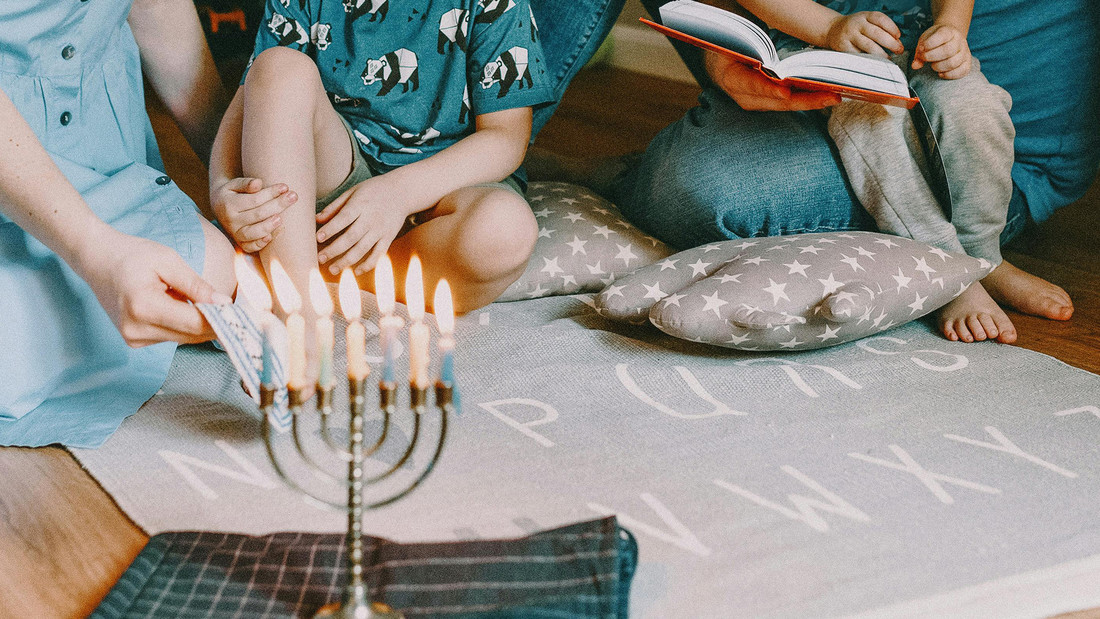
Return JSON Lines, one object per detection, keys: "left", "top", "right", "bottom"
{"left": 72, "top": 294, "right": 1100, "bottom": 618}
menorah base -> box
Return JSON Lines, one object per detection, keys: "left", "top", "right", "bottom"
{"left": 315, "top": 597, "right": 403, "bottom": 619}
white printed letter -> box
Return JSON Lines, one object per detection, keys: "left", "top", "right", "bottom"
{"left": 849, "top": 444, "right": 1001, "bottom": 504}
{"left": 616, "top": 363, "right": 747, "bottom": 419}
{"left": 589, "top": 492, "right": 711, "bottom": 556}
{"left": 160, "top": 440, "right": 277, "bottom": 500}
{"left": 944, "top": 426, "right": 1077, "bottom": 478}
{"left": 713, "top": 466, "right": 870, "bottom": 532}
{"left": 477, "top": 398, "right": 559, "bottom": 447}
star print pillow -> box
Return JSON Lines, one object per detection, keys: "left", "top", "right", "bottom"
{"left": 497, "top": 182, "right": 674, "bottom": 302}
{"left": 594, "top": 231, "right": 994, "bottom": 351}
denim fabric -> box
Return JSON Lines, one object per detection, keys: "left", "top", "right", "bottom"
{"left": 529, "top": 0, "right": 627, "bottom": 136}
{"left": 615, "top": 87, "right": 874, "bottom": 249}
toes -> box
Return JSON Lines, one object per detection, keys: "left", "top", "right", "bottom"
{"left": 966, "top": 315, "right": 988, "bottom": 341}
{"left": 977, "top": 313, "right": 999, "bottom": 339}
{"left": 955, "top": 319, "right": 974, "bottom": 343}
{"left": 942, "top": 319, "right": 959, "bottom": 341}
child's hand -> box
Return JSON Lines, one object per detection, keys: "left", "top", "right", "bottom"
{"left": 912, "top": 24, "right": 971, "bottom": 79}
{"left": 315, "top": 176, "right": 413, "bottom": 276}
{"left": 211, "top": 177, "right": 297, "bottom": 253}
{"left": 825, "top": 11, "right": 905, "bottom": 57}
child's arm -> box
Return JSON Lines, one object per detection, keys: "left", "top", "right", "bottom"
{"left": 207, "top": 88, "right": 298, "bottom": 253}
{"left": 738, "top": 0, "right": 903, "bottom": 56}
{"left": 128, "top": 0, "right": 228, "bottom": 173}
{"left": 315, "top": 107, "right": 532, "bottom": 276}
{"left": 912, "top": 0, "right": 973, "bottom": 79}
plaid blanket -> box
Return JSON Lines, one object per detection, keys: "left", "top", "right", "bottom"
{"left": 92, "top": 517, "right": 636, "bottom": 618}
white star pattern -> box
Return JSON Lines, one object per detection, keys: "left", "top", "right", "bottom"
{"left": 700, "top": 291, "right": 728, "bottom": 317}
{"left": 702, "top": 244, "right": 721, "bottom": 253}
{"left": 779, "top": 337, "right": 804, "bottom": 349}
{"left": 908, "top": 292, "right": 928, "bottom": 314}
{"left": 527, "top": 283, "right": 549, "bottom": 298}
{"left": 732, "top": 240, "right": 758, "bottom": 250}
{"left": 603, "top": 284, "right": 625, "bottom": 298}
{"left": 928, "top": 247, "right": 952, "bottom": 260}
{"left": 561, "top": 275, "right": 577, "bottom": 288}
{"left": 615, "top": 243, "right": 638, "bottom": 265}
{"left": 784, "top": 260, "right": 810, "bottom": 276}
{"left": 727, "top": 332, "right": 751, "bottom": 345}
{"left": 688, "top": 259, "right": 711, "bottom": 276}
{"left": 833, "top": 290, "right": 858, "bottom": 305}
{"left": 893, "top": 267, "right": 912, "bottom": 292}
{"left": 764, "top": 244, "right": 790, "bottom": 252}
{"left": 642, "top": 282, "right": 667, "bottom": 301}
{"left": 560, "top": 197, "right": 578, "bottom": 205}
{"left": 744, "top": 256, "right": 769, "bottom": 266}
{"left": 537, "top": 227, "right": 554, "bottom": 239}
{"left": 586, "top": 262, "right": 605, "bottom": 275}
{"left": 592, "top": 225, "right": 613, "bottom": 239}
{"left": 563, "top": 212, "right": 585, "bottom": 223}
{"left": 799, "top": 245, "right": 823, "bottom": 255}
{"left": 529, "top": 195, "right": 547, "bottom": 202}
{"left": 532, "top": 207, "right": 551, "bottom": 218}
{"left": 819, "top": 273, "right": 844, "bottom": 295}
{"left": 541, "top": 257, "right": 563, "bottom": 277}
{"left": 658, "top": 258, "right": 678, "bottom": 271}
{"left": 565, "top": 236, "right": 587, "bottom": 255}
{"left": 600, "top": 274, "right": 617, "bottom": 286}
{"left": 717, "top": 273, "right": 742, "bottom": 284}
{"left": 913, "top": 256, "right": 937, "bottom": 279}
{"left": 840, "top": 254, "right": 865, "bottom": 272}
{"left": 816, "top": 324, "right": 841, "bottom": 342}
{"left": 663, "top": 292, "right": 686, "bottom": 307}
{"left": 854, "top": 246, "right": 877, "bottom": 260}
{"left": 762, "top": 279, "right": 790, "bottom": 305}
{"left": 874, "top": 237, "right": 900, "bottom": 248}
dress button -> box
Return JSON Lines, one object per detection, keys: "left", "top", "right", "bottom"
{"left": 60, "top": 111, "right": 72, "bottom": 126}
{"left": 62, "top": 45, "right": 76, "bottom": 60}
{"left": 155, "top": 175, "right": 172, "bottom": 185}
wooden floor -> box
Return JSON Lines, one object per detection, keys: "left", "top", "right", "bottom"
{"left": 1, "top": 66, "right": 1098, "bottom": 618}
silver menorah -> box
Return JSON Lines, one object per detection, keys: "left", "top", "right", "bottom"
{"left": 259, "top": 375, "right": 453, "bottom": 619}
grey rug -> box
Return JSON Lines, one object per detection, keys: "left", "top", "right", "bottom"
{"left": 73, "top": 294, "right": 1100, "bottom": 618}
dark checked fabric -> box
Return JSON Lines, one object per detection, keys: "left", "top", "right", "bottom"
{"left": 92, "top": 517, "right": 636, "bottom": 618}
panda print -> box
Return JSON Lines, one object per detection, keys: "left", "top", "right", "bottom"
{"left": 459, "top": 84, "right": 471, "bottom": 124}
{"left": 361, "top": 48, "right": 420, "bottom": 96}
{"left": 267, "top": 13, "right": 309, "bottom": 48}
{"left": 310, "top": 23, "right": 332, "bottom": 51}
{"left": 278, "top": 0, "right": 307, "bottom": 10}
{"left": 343, "top": 0, "right": 388, "bottom": 23}
{"left": 438, "top": 9, "right": 470, "bottom": 54}
{"left": 475, "top": 0, "right": 516, "bottom": 24}
{"left": 390, "top": 125, "right": 441, "bottom": 153}
{"left": 480, "top": 46, "right": 531, "bottom": 98}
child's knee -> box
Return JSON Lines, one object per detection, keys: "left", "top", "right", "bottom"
{"left": 458, "top": 190, "right": 537, "bottom": 281}
{"left": 245, "top": 46, "right": 321, "bottom": 92}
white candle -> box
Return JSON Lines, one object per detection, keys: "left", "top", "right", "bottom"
{"left": 234, "top": 254, "right": 277, "bottom": 386}
{"left": 375, "top": 255, "right": 400, "bottom": 384}
{"left": 310, "top": 269, "right": 335, "bottom": 388}
{"left": 433, "top": 279, "right": 455, "bottom": 384}
{"left": 270, "top": 259, "right": 306, "bottom": 390}
{"left": 406, "top": 255, "right": 430, "bottom": 388}
{"left": 339, "top": 268, "right": 369, "bottom": 380}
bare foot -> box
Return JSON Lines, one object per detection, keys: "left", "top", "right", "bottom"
{"left": 981, "top": 260, "right": 1074, "bottom": 321}
{"left": 939, "top": 281, "right": 1018, "bottom": 344}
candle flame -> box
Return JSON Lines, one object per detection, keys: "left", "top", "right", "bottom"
{"left": 309, "top": 269, "right": 333, "bottom": 316}
{"left": 375, "top": 254, "right": 395, "bottom": 316}
{"left": 269, "top": 259, "right": 301, "bottom": 314}
{"left": 433, "top": 279, "right": 454, "bottom": 335}
{"left": 338, "top": 268, "right": 361, "bottom": 321}
{"left": 406, "top": 255, "right": 424, "bottom": 322}
{"left": 233, "top": 253, "right": 271, "bottom": 312}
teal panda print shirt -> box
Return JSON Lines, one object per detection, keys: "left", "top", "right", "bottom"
{"left": 247, "top": 0, "right": 553, "bottom": 173}
{"left": 769, "top": 0, "right": 934, "bottom": 53}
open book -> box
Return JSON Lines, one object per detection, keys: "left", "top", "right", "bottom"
{"left": 645, "top": 0, "right": 917, "bottom": 108}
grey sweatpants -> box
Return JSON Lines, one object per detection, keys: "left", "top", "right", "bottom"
{"left": 826, "top": 56, "right": 1015, "bottom": 265}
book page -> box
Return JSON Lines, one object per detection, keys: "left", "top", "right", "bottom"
{"left": 777, "top": 50, "right": 909, "bottom": 98}
{"left": 660, "top": 0, "right": 779, "bottom": 66}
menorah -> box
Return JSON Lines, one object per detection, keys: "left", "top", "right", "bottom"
{"left": 238, "top": 254, "right": 457, "bottom": 619}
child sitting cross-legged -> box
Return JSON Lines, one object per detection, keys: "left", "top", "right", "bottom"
{"left": 210, "top": 0, "right": 552, "bottom": 379}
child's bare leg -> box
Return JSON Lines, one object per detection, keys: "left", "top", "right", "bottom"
{"left": 239, "top": 47, "right": 353, "bottom": 384}
{"left": 981, "top": 260, "right": 1074, "bottom": 320}
{"left": 197, "top": 217, "right": 237, "bottom": 297}
{"left": 240, "top": 46, "right": 352, "bottom": 286}
{"left": 386, "top": 185, "right": 537, "bottom": 313}
{"left": 939, "top": 281, "right": 1017, "bottom": 344}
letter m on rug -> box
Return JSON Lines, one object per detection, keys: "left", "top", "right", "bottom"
{"left": 714, "top": 466, "right": 870, "bottom": 532}
{"left": 159, "top": 440, "right": 277, "bottom": 500}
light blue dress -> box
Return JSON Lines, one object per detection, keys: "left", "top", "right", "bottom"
{"left": 0, "top": 1, "right": 206, "bottom": 448}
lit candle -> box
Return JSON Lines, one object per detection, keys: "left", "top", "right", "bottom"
{"left": 433, "top": 278, "right": 455, "bottom": 384}
{"left": 406, "top": 255, "right": 430, "bottom": 389}
{"left": 234, "top": 254, "right": 277, "bottom": 386}
{"left": 270, "top": 259, "right": 306, "bottom": 390}
{"left": 375, "top": 254, "right": 402, "bottom": 384}
{"left": 310, "top": 269, "right": 335, "bottom": 388}
{"left": 339, "top": 268, "right": 369, "bottom": 380}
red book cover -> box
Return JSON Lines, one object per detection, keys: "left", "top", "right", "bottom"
{"left": 641, "top": 18, "right": 919, "bottom": 109}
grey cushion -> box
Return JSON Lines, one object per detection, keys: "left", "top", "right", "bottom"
{"left": 499, "top": 182, "right": 673, "bottom": 302}
{"left": 595, "top": 231, "right": 994, "bottom": 351}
